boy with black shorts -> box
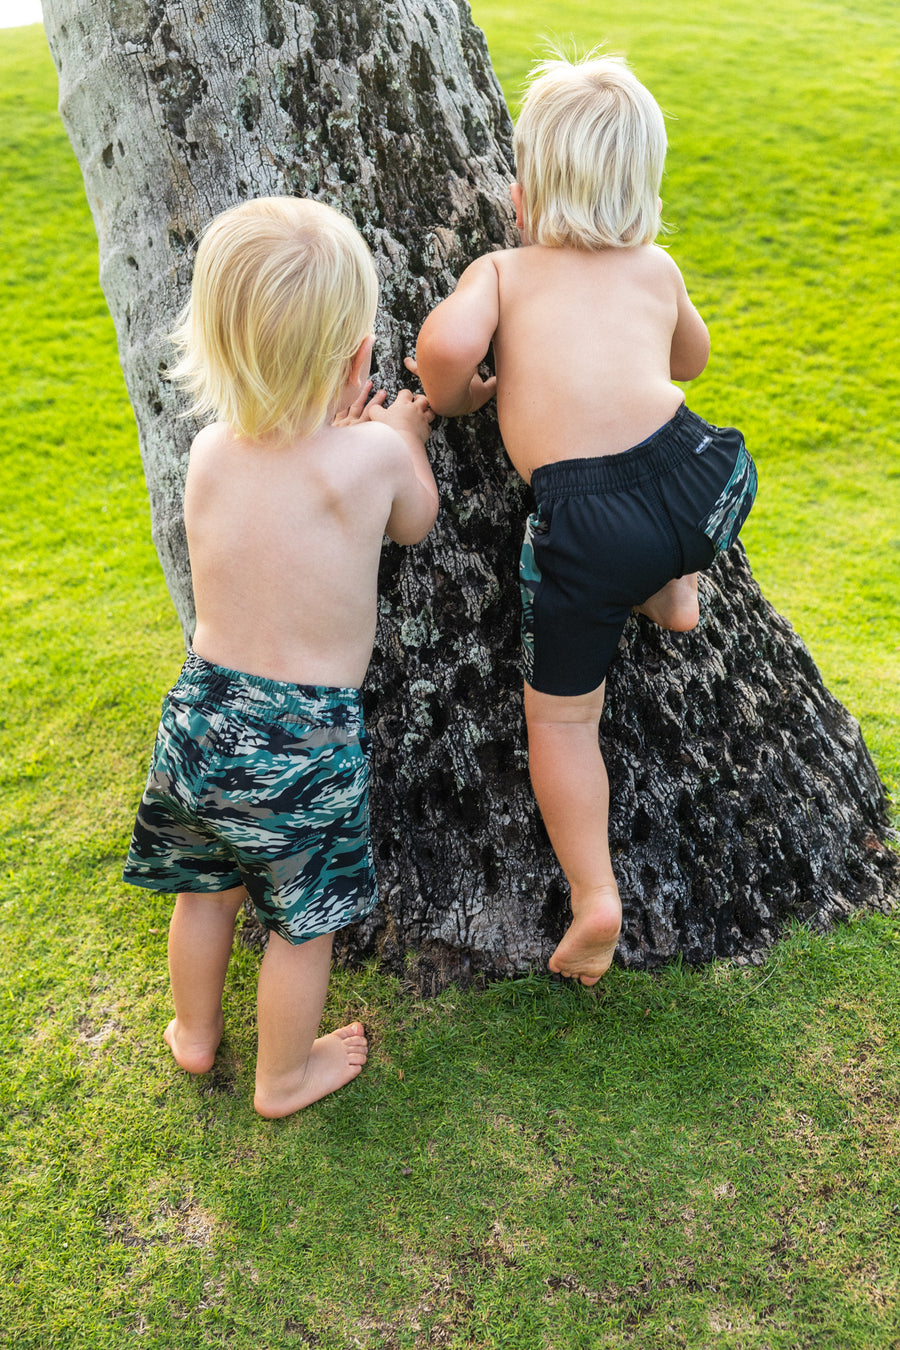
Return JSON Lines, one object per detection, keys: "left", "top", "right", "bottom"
{"left": 124, "top": 197, "right": 437, "bottom": 1115}
{"left": 407, "top": 52, "right": 756, "bottom": 985}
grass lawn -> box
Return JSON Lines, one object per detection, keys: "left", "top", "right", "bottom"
{"left": 1, "top": 5, "right": 899, "bottom": 1347}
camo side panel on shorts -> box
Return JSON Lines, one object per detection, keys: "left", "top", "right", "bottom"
{"left": 519, "top": 508, "right": 547, "bottom": 686}
{"left": 123, "top": 654, "right": 377, "bottom": 945}
{"left": 697, "top": 434, "right": 758, "bottom": 553}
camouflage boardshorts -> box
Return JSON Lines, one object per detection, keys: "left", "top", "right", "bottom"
{"left": 123, "top": 651, "right": 377, "bottom": 945}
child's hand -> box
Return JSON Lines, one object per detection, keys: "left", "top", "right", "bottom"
{"left": 462, "top": 371, "right": 497, "bottom": 413}
{"left": 332, "top": 380, "right": 389, "bottom": 427}
{"left": 366, "top": 387, "right": 435, "bottom": 445}
{"left": 404, "top": 356, "right": 496, "bottom": 415}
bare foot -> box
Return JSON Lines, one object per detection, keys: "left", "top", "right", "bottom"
{"left": 164, "top": 1014, "right": 223, "bottom": 1075}
{"left": 635, "top": 574, "right": 699, "bottom": 631}
{"left": 548, "top": 886, "right": 621, "bottom": 986}
{"left": 253, "top": 1022, "right": 368, "bottom": 1119}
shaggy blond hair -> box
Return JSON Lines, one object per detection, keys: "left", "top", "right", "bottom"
{"left": 513, "top": 52, "right": 668, "bottom": 250}
{"left": 168, "top": 196, "right": 378, "bottom": 440}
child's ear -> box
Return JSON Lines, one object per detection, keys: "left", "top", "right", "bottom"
{"left": 510, "top": 182, "right": 525, "bottom": 230}
{"left": 348, "top": 333, "right": 375, "bottom": 388}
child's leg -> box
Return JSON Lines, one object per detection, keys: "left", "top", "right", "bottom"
{"left": 524, "top": 680, "right": 621, "bottom": 986}
{"left": 166, "top": 885, "right": 246, "bottom": 1073}
{"left": 634, "top": 572, "right": 699, "bottom": 631}
{"left": 253, "top": 930, "right": 368, "bottom": 1119}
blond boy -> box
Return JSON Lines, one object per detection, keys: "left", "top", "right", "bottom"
{"left": 124, "top": 197, "right": 437, "bottom": 1115}
{"left": 408, "top": 54, "right": 756, "bottom": 985}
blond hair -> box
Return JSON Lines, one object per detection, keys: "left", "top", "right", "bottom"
{"left": 168, "top": 196, "right": 378, "bottom": 440}
{"left": 513, "top": 52, "right": 667, "bottom": 250}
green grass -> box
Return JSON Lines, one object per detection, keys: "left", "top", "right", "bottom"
{"left": 1, "top": 9, "right": 899, "bottom": 1348}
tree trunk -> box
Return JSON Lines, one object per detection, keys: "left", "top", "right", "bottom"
{"left": 44, "top": 0, "right": 899, "bottom": 992}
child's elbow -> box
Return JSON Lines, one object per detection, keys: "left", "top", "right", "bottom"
{"left": 671, "top": 335, "right": 711, "bottom": 383}
{"left": 386, "top": 492, "right": 439, "bottom": 546}
{"left": 388, "top": 519, "right": 436, "bottom": 547}
{"left": 412, "top": 496, "right": 440, "bottom": 543}
{"left": 416, "top": 331, "right": 488, "bottom": 414}
{"left": 671, "top": 355, "right": 708, "bottom": 383}
{"left": 415, "top": 361, "right": 460, "bottom": 416}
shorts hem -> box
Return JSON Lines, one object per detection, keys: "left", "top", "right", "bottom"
{"left": 122, "top": 871, "right": 243, "bottom": 895}
{"left": 524, "top": 670, "right": 610, "bottom": 699}
{"left": 263, "top": 891, "right": 379, "bottom": 946}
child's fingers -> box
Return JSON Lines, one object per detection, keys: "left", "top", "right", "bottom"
{"left": 363, "top": 400, "right": 390, "bottom": 424}
{"left": 470, "top": 374, "right": 497, "bottom": 410}
{"left": 348, "top": 379, "right": 373, "bottom": 416}
{"left": 333, "top": 380, "right": 373, "bottom": 425}
{"left": 401, "top": 391, "right": 435, "bottom": 422}
{"left": 404, "top": 356, "right": 419, "bottom": 377}
{"left": 334, "top": 382, "right": 391, "bottom": 426}
{"left": 357, "top": 387, "right": 388, "bottom": 422}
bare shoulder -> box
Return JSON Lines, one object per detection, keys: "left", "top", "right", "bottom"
{"left": 463, "top": 248, "right": 507, "bottom": 275}
{"left": 642, "top": 244, "right": 683, "bottom": 278}
{"left": 456, "top": 249, "right": 507, "bottom": 292}
{"left": 333, "top": 419, "right": 415, "bottom": 482}
{"left": 184, "top": 423, "right": 237, "bottom": 498}
{"left": 342, "top": 417, "right": 404, "bottom": 454}
{"left": 188, "top": 421, "right": 234, "bottom": 467}
{"left": 644, "top": 245, "right": 691, "bottom": 291}
{"left": 336, "top": 418, "right": 435, "bottom": 545}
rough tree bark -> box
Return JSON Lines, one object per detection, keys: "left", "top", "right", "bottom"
{"left": 44, "top": 0, "right": 898, "bottom": 991}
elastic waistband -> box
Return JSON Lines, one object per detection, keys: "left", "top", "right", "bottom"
{"left": 172, "top": 651, "right": 364, "bottom": 729}
{"left": 531, "top": 404, "right": 720, "bottom": 500}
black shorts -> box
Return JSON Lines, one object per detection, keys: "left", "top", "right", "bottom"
{"left": 519, "top": 404, "right": 757, "bottom": 697}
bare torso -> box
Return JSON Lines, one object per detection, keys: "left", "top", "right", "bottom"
{"left": 489, "top": 243, "right": 702, "bottom": 481}
{"left": 186, "top": 419, "right": 417, "bottom": 688}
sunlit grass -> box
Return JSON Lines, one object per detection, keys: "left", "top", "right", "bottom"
{"left": 1, "top": 10, "right": 899, "bottom": 1349}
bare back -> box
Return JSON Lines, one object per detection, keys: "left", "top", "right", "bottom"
{"left": 493, "top": 244, "right": 709, "bottom": 480}
{"left": 415, "top": 241, "right": 710, "bottom": 484}
{"left": 490, "top": 245, "right": 670, "bottom": 477}
{"left": 186, "top": 419, "right": 429, "bottom": 688}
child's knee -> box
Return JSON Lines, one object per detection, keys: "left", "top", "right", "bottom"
{"left": 524, "top": 678, "right": 606, "bottom": 728}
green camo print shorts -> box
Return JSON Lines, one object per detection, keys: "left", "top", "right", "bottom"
{"left": 123, "top": 652, "right": 377, "bottom": 944}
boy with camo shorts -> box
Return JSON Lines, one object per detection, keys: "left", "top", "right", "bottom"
{"left": 407, "top": 53, "right": 756, "bottom": 987}
{"left": 124, "top": 197, "right": 437, "bottom": 1118}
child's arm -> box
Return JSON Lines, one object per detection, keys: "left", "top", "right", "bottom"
{"left": 406, "top": 254, "right": 499, "bottom": 416}
{"left": 669, "top": 263, "right": 711, "bottom": 382}
{"left": 367, "top": 390, "right": 440, "bottom": 545}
